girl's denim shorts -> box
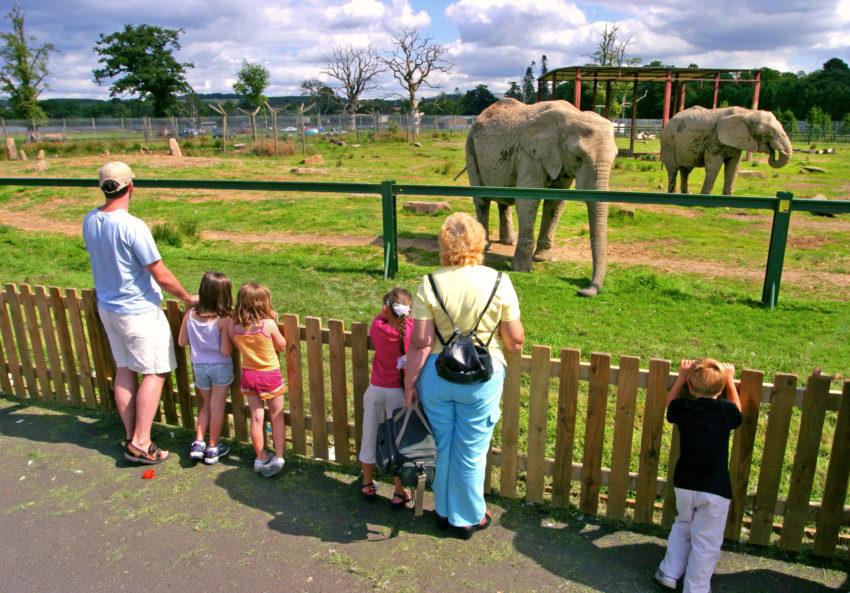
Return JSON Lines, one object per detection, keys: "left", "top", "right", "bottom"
{"left": 192, "top": 361, "right": 234, "bottom": 390}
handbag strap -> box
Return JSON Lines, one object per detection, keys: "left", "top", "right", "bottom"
{"left": 427, "top": 271, "right": 502, "bottom": 347}
{"left": 394, "top": 403, "right": 434, "bottom": 449}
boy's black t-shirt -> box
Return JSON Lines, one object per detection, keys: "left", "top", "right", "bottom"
{"left": 667, "top": 397, "right": 743, "bottom": 499}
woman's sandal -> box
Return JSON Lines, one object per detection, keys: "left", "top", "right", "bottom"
{"left": 456, "top": 510, "right": 493, "bottom": 540}
{"left": 389, "top": 489, "right": 413, "bottom": 511}
{"left": 124, "top": 442, "right": 169, "bottom": 465}
{"left": 360, "top": 481, "right": 378, "bottom": 501}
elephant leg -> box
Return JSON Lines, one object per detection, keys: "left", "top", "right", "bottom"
{"left": 700, "top": 155, "right": 723, "bottom": 194}
{"left": 577, "top": 201, "right": 608, "bottom": 297}
{"left": 666, "top": 166, "right": 678, "bottom": 193}
{"left": 473, "top": 197, "right": 492, "bottom": 248}
{"left": 497, "top": 202, "right": 515, "bottom": 245}
{"left": 722, "top": 154, "right": 741, "bottom": 195}
{"left": 680, "top": 168, "right": 691, "bottom": 194}
{"left": 512, "top": 199, "right": 540, "bottom": 272}
{"left": 533, "top": 199, "right": 566, "bottom": 261}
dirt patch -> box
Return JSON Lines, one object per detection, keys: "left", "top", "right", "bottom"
{"left": 787, "top": 236, "right": 832, "bottom": 250}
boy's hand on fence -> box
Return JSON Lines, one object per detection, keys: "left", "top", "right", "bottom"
{"left": 678, "top": 359, "right": 694, "bottom": 377}
{"left": 720, "top": 362, "right": 736, "bottom": 386}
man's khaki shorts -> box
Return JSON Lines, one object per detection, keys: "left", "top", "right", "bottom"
{"left": 98, "top": 307, "right": 177, "bottom": 375}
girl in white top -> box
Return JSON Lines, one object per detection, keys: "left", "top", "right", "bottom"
{"left": 178, "top": 272, "right": 234, "bottom": 465}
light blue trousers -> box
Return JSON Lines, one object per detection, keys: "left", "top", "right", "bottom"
{"left": 419, "top": 354, "right": 504, "bottom": 527}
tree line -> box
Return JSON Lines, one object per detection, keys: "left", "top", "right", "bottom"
{"left": 2, "top": 2, "right": 849, "bottom": 132}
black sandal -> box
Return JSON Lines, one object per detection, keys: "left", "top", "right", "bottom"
{"left": 124, "top": 442, "right": 169, "bottom": 465}
{"left": 389, "top": 489, "right": 412, "bottom": 510}
{"left": 360, "top": 481, "right": 378, "bottom": 501}
{"left": 456, "top": 511, "right": 493, "bottom": 540}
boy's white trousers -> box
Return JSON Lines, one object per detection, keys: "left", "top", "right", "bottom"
{"left": 660, "top": 487, "right": 730, "bottom": 593}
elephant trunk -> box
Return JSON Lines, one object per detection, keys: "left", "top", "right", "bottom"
{"left": 577, "top": 164, "right": 610, "bottom": 297}
{"left": 768, "top": 147, "right": 791, "bottom": 169}
{"left": 768, "top": 133, "right": 792, "bottom": 169}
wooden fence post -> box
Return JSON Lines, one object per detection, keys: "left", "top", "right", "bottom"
{"left": 283, "top": 314, "right": 306, "bottom": 455}
{"left": 350, "top": 321, "right": 369, "bottom": 453}
{"left": 579, "top": 352, "right": 611, "bottom": 515}
{"left": 525, "top": 345, "right": 551, "bottom": 503}
{"left": 328, "top": 319, "right": 350, "bottom": 464}
{"left": 5, "top": 284, "right": 37, "bottom": 398}
{"left": 166, "top": 300, "right": 194, "bottom": 429}
{"left": 748, "top": 373, "right": 797, "bottom": 545}
{"left": 724, "top": 369, "right": 764, "bottom": 541}
{"left": 499, "top": 347, "right": 522, "bottom": 498}
{"left": 81, "top": 289, "right": 113, "bottom": 407}
{"left": 64, "top": 288, "right": 97, "bottom": 408}
{"left": 19, "top": 284, "right": 51, "bottom": 400}
{"left": 779, "top": 373, "right": 832, "bottom": 551}
{"left": 34, "top": 286, "right": 66, "bottom": 403}
{"left": 634, "top": 358, "right": 671, "bottom": 524}
{"left": 306, "top": 316, "right": 328, "bottom": 459}
{"left": 551, "top": 348, "right": 580, "bottom": 508}
{"left": 813, "top": 380, "right": 850, "bottom": 556}
{"left": 0, "top": 292, "right": 26, "bottom": 397}
{"left": 51, "top": 287, "right": 81, "bottom": 406}
{"left": 607, "top": 355, "right": 640, "bottom": 520}
{"left": 661, "top": 426, "right": 680, "bottom": 528}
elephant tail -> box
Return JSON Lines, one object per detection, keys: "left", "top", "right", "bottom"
{"left": 465, "top": 133, "right": 484, "bottom": 186}
{"left": 452, "top": 166, "right": 467, "bottom": 181}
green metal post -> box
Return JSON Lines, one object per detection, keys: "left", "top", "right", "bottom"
{"left": 762, "top": 191, "right": 793, "bottom": 308}
{"left": 381, "top": 180, "right": 398, "bottom": 279}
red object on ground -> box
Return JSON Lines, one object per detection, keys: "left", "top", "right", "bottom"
{"left": 141, "top": 469, "right": 156, "bottom": 480}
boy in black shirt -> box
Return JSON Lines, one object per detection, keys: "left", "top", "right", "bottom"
{"left": 655, "top": 358, "right": 742, "bottom": 593}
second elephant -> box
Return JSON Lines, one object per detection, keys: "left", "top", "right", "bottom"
{"left": 660, "top": 106, "right": 793, "bottom": 195}
{"left": 466, "top": 98, "right": 618, "bottom": 297}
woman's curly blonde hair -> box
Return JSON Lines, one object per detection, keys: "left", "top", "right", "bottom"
{"left": 439, "top": 212, "right": 486, "bottom": 267}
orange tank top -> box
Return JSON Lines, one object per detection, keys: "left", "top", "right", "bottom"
{"left": 232, "top": 321, "right": 280, "bottom": 371}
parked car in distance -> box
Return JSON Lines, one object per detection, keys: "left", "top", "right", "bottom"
{"left": 304, "top": 127, "right": 320, "bottom": 136}
{"left": 179, "top": 127, "right": 204, "bottom": 138}
{"left": 211, "top": 127, "right": 234, "bottom": 138}
{"left": 282, "top": 126, "right": 297, "bottom": 133}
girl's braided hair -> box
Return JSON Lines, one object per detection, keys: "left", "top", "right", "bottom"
{"left": 383, "top": 287, "right": 412, "bottom": 383}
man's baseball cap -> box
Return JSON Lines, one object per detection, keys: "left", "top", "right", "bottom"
{"left": 98, "top": 161, "right": 134, "bottom": 195}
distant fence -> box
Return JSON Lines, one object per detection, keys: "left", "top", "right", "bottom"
{"left": 0, "top": 282, "right": 847, "bottom": 557}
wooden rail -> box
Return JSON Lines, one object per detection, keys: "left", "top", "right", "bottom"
{"left": 0, "top": 283, "right": 847, "bottom": 557}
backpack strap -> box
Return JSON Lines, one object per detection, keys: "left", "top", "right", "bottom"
{"left": 428, "top": 271, "right": 502, "bottom": 347}
{"left": 395, "top": 403, "right": 434, "bottom": 449}
{"left": 427, "top": 273, "right": 456, "bottom": 347}
{"left": 471, "top": 272, "right": 502, "bottom": 347}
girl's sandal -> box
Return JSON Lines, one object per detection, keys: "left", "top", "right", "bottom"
{"left": 124, "top": 442, "right": 169, "bottom": 465}
{"left": 389, "top": 489, "right": 412, "bottom": 511}
{"left": 360, "top": 481, "right": 378, "bottom": 501}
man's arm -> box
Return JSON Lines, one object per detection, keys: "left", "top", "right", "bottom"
{"left": 146, "top": 260, "right": 196, "bottom": 305}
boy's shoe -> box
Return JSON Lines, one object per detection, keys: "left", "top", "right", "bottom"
{"left": 189, "top": 440, "right": 206, "bottom": 461}
{"left": 654, "top": 567, "right": 677, "bottom": 589}
{"left": 203, "top": 442, "right": 230, "bottom": 465}
{"left": 253, "top": 452, "right": 273, "bottom": 473}
{"left": 260, "top": 457, "right": 285, "bottom": 477}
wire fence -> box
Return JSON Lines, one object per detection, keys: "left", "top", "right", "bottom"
{"left": 2, "top": 114, "right": 848, "bottom": 145}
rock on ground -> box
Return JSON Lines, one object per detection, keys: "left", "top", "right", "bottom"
{"left": 36, "top": 149, "right": 45, "bottom": 160}
{"left": 302, "top": 154, "right": 325, "bottom": 166}
{"left": 18, "top": 150, "right": 27, "bottom": 161}
{"left": 5, "top": 137, "right": 16, "bottom": 160}
{"left": 403, "top": 201, "right": 452, "bottom": 215}
{"left": 801, "top": 165, "right": 826, "bottom": 173}
{"left": 290, "top": 167, "right": 327, "bottom": 175}
{"left": 168, "top": 138, "right": 183, "bottom": 158}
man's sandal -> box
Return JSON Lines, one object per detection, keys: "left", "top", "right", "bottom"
{"left": 124, "top": 442, "right": 169, "bottom": 465}
{"left": 360, "top": 481, "right": 378, "bottom": 501}
{"left": 389, "top": 489, "right": 412, "bottom": 511}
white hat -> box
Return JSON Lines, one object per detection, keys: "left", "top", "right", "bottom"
{"left": 98, "top": 161, "right": 134, "bottom": 195}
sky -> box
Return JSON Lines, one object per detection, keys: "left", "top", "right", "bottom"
{"left": 18, "top": 0, "right": 850, "bottom": 100}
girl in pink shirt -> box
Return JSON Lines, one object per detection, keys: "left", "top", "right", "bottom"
{"left": 358, "top": 288, "right": 414, "bottom": 509}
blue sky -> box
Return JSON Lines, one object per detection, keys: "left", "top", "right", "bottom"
{"left": 16, "top": 0, "right": 850, "bottom": 100}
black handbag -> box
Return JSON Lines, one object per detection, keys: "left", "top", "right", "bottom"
{"left": 375, "top": 404, "right": 437, "bottom": 516}
{"left": 428, "top": 272, "right": 502, "bottom": 384}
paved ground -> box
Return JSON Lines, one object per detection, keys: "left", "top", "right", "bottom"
{"left": 1, "top": 396, "right": 847, "bottom": 593}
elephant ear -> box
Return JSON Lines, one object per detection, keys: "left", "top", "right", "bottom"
{"left": 717, "top": 114, "right": 758, "bottom": 152}
{"left": 521, "top": 109, "right": 563, "bottom": 180}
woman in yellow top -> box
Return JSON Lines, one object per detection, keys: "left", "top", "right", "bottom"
{"left": 404, "top": 213, "right": 525, "bottom": 539}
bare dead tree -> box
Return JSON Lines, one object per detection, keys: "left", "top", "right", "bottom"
{"left": 322, "top": 45, "right": 384, "bottom": 118}
{"left": 382, "top": 28, "right": 451, "bottom": 142}
{"left": 586, "top": 24, "right": 640, "bottom": 118}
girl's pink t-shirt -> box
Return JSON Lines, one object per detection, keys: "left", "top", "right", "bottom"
{"left": 369, "top": 315, "right": 413, "bottom": 388}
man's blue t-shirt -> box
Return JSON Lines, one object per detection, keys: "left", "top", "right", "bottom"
{"left": 82, "top": 208, "right": 163, "bottom": 314}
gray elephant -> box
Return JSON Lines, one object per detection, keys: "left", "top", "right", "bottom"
{"left": 466, "top": 98, "right": 618, "bottom": 297}
{"left": 660, "top": 106, "right": 792, "bottom": 195}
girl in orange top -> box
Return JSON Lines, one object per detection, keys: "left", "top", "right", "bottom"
{"left": 226, "top": 282, "right": 287, "bottom": 477}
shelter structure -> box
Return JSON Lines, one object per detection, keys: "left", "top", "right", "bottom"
{"left": 537, "top": 66, "right": 762, "bottom": 154}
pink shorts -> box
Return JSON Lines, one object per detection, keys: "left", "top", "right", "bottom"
{"left": 240, "top": 368, "right": 285, "bottom": 400}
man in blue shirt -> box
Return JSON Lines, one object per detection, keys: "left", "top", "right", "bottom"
{"left": 83, "top": 162, "right": 196, "bottom": 464}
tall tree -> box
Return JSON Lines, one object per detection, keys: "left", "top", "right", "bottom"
{"left": 382, "top": 28, "right": 451, "bottom": 141}
{"left": 460, "top": 84, "right": 498, "bottom": 115}
{"left": 322, "top": 45, "right": 384, "bottom": 114}
{"left": 93, "top": 25, "right": 193, "bottom": 116}
{"left": 232, "top": 60, "right": 269, "bottom": 109}
{"left": 539, "top": 54, "right": 550, "bottom": 99}
{"left": 505, "top": 81, "right": 523, "bottom": 100}
{"left": 521, "top": 61, "right": 536, "bottom": 103}
{"left": 0, "top": 2, "right": 54, "bottom": 121}
{"left": 299, "top": 78, "right": 339, "bottom": 115}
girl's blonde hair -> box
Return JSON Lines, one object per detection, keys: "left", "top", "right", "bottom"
{"left": 235, "top": 282, "right": 274, "bottom": 327}
{"left": 439, "top": 212, "right": 486, "bottom": 267}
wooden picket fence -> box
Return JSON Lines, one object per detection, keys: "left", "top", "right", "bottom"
{"left": 0, "top": 283, "right": 848, "bottom": 558}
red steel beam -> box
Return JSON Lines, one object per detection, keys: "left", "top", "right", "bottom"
{"left": 662, "top": 70, "right": 672, "bottom": 127}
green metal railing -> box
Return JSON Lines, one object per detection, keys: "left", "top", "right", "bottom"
{"left": 1, "top": 177, "right": 848, "bottom": 307}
